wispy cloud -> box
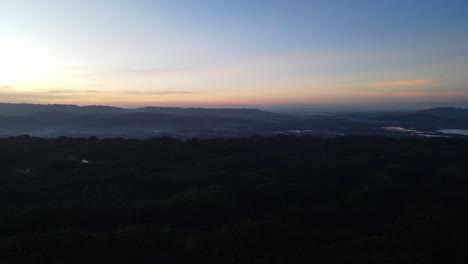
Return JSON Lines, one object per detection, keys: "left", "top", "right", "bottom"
{"left": 369, "top": 79, "right": 435, "bottom": 88}
{"left": 0, "top": 85, "right": 13, "bottom": 90}
{"left": 394, "top": 91, "right": 431, "bottom": 97}
{"left": 359, "top": 91, "right": 386, "bottom": 96}
{"left": 122, "top": 89, "right": 195, "bottom": 95}
{"left": 12, "top": 88, "right": 197, "bottom": 97}
{"left": 394, "top": 90, "right": 468, "bottom": 98}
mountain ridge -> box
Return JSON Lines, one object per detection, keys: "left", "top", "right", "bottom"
{"left": 0, "top": 102, "right": 286, "bottom": 120}
{"left": 0, "top": 103, "right": 467, "bottom": 138}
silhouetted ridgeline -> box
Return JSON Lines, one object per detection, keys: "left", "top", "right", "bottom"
{"left": 0, "top": 103, "right": 288, "bottom": 121}
{"left": 1, "top": 103, "right": 468, "bottom": 138}
{"left": 1, "top": 135, "right": 468, "bottom": 263}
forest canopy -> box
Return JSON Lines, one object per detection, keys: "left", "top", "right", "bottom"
{"left": 0, "top": 135, "right": 467, "bottom": 263}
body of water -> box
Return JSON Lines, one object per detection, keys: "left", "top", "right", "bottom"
{"left": 382, "top": 127, "right": 417, "bottom": 133}
{"left": 437, "top": 129, "right": 468, "bottom": 136}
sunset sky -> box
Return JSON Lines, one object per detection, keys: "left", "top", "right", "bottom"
{"left": 1, "top": 0, "right": 467, "bottom": 107}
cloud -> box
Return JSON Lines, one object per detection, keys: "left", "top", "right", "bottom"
{"left": 359, "top": 91, "right": 386, "bottom": 96}
{"left": 127, "top": 89, "right": 195, "bottom": 95}
{"left": 368, "top": 79, "right": 435, "bottom": 88}
{"left": 394, "top": 91, "right": 431, "bottom": 97}
{"left": 13, "top": 88, "right": 196, "bottom": 97}
{"left": 393, "top": 90, "right": 468, "bottom": 98}
{"left": 38, "top": 88, "right": 83, "bottom": 94}
{"left": 0, "top": 89, "right": 72, "bottom": 101}
{"left": 0, "top": 85, "right": 13, "bottom": 90}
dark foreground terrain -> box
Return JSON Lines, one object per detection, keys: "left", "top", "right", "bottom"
{"left": 1, "top": 135, "right": 468, "bottom": 263}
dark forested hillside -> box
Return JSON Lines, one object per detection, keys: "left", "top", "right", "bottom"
{"left": 1, "top": 135, "right": 468, "bottom": 263}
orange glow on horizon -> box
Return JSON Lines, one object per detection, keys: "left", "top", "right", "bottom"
{"left": 368, "top": 79, "right": 435, "bottom": 88}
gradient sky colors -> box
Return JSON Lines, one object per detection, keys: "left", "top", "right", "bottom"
{"left": 0, "top": 0, "right": 467, "bottom": 107}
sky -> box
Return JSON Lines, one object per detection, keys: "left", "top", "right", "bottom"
{"left": 0, "top": 0, "right": 467, "bottom": 107}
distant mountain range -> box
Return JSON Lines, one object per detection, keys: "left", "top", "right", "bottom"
{"left": 418, "top": 107, "right": 468, "bottom": 120}
{"left": 0, "top": 103, "right": 467, "bottom": 138}
{"left": 0, "top": 103, "right": 288, "bottom": 121}
{"left": 0, "top": 103, "right": 291, "bottom": 138}
{"left": 369, "top": 107, "right": 468, "bottom": 129}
